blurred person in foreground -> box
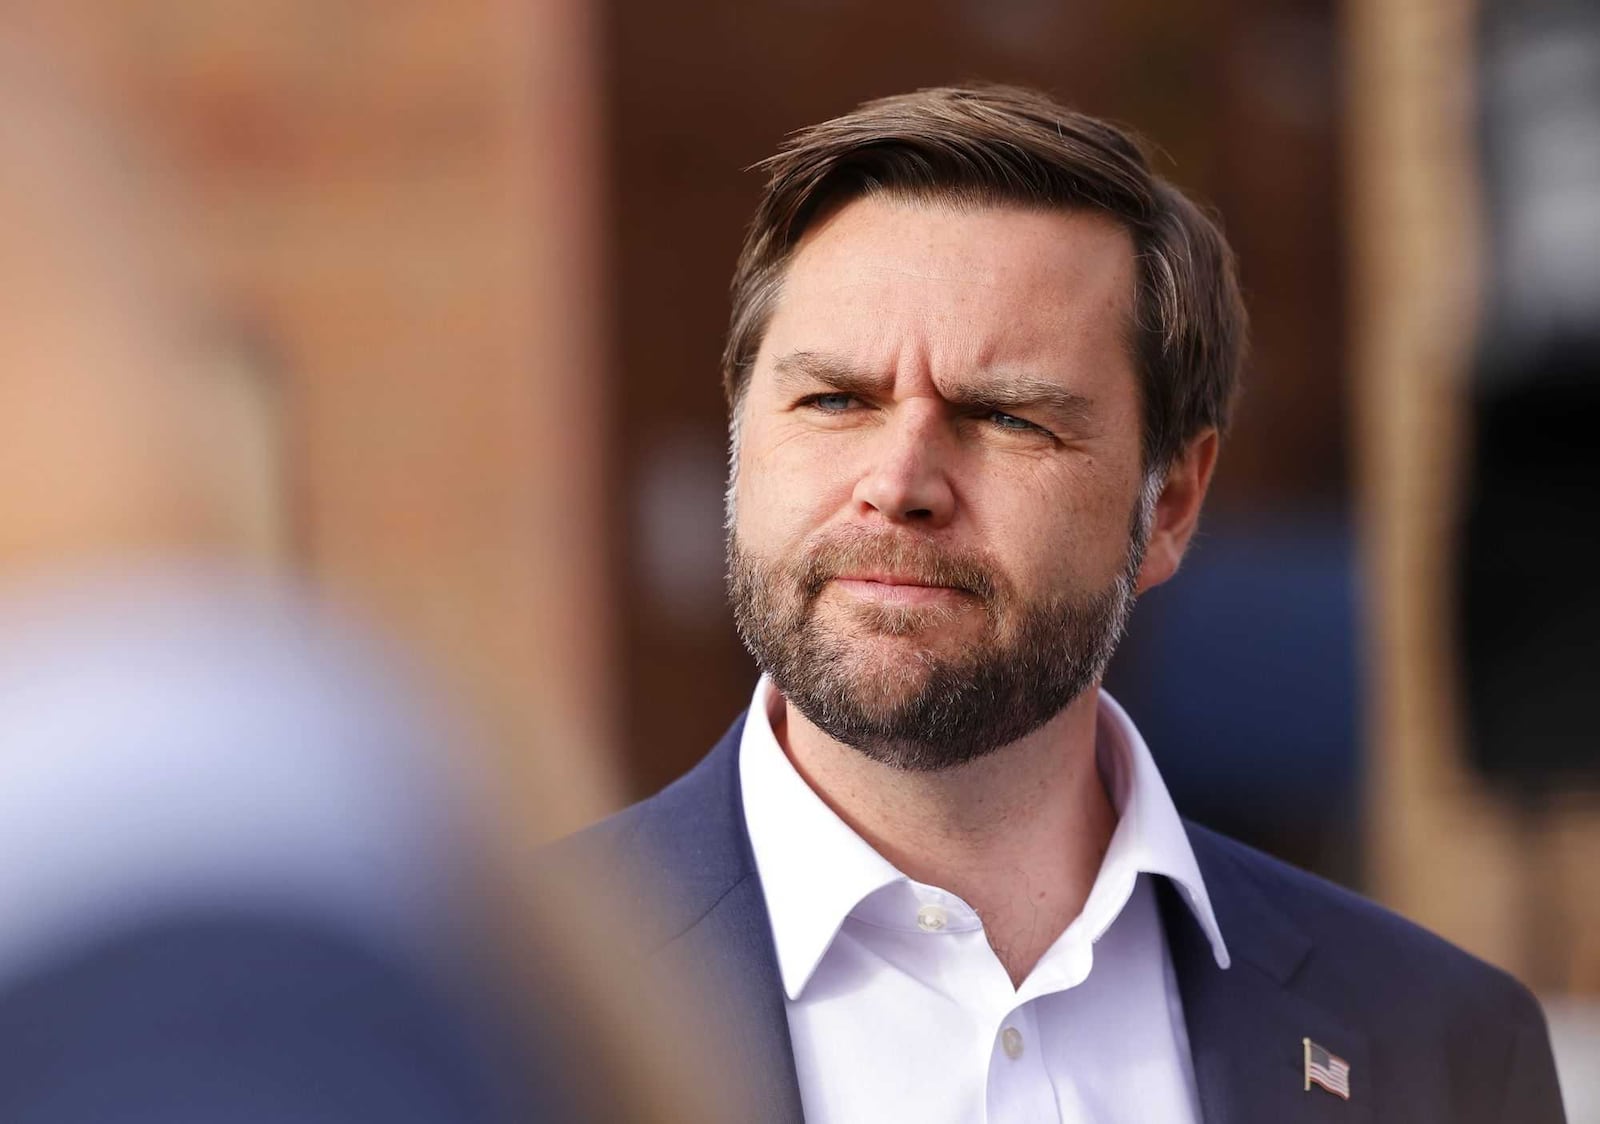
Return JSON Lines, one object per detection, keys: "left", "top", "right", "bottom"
{"left": 0, "top": 40, "right": 728, "bottom": 1124}
{"left": 560, "top": 85, "right": 1567, "bottom": 1122}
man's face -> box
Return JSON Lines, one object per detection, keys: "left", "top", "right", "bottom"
{"left": 727, "top": 196, "right": 1152, "bottom": 770}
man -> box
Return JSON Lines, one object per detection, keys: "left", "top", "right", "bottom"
{"left": 565, "top": 85, "right": 1566, "bottom": 1122}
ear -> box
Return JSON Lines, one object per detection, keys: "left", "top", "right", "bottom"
{"left": 1134, "top": 429, "right": 1219, "bottom": 594}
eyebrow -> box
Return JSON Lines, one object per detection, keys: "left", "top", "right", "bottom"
{"left": 772, "top": 351, "right": 893, "bottom": 397}
{"left": 771, "top": 350, "right": 1098, "bottom": 429}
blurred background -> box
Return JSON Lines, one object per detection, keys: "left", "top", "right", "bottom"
{"left": 2, "top": 0, "right": 1595, "bottom": 1116}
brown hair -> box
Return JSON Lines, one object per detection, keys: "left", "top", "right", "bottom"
{"left": 723, "top": 83, "right": 1248, "bottom": 474}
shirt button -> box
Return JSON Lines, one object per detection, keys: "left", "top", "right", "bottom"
{"left": 915, "top": 905, "right": 948, "bottom": 932}
{"left": 1001, "top": 1027, "right": 1025, "bottom": 1059}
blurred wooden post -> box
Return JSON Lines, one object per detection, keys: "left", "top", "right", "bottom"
{"left": 487, "top": 0, "right": 624, "bottom": 835}
{"left": 292, "top": 0, "right": 626, "bottom": 840}
{"left": 1345, "top": 0, "right": 1529, "bottom": 971}
{"left": 1347, "top": 0, "right": 1600, "bottom": 994}
{"left": 280, "top": 0, "right": 625, "bottom": 842}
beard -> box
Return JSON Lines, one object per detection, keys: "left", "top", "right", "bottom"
{"left": 727, "top": 515, "right": 1148, "bottom": 772}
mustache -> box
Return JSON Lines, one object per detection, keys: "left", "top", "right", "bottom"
{"left": 797, "top": 532, "right": 1000, "bottom": 601}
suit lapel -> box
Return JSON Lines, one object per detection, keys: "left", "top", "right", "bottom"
{"left": 656, "top": 873, "right": 806, "bottom": 1123}
{"left": 633, "top": 715, "right": 806, "bottom": 1124}
{"left": 1162, "top": 829, "right": 1373, "bottom": 1124}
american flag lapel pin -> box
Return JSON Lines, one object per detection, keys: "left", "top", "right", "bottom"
{"left": 1303, "top": 1037, "right": 1352, "bottom": 1100}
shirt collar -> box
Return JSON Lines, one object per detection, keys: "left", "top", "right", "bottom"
{"left": 738, "top": 676, "right": 1231, "bottom": 1001}
{"left": 1088, "top": 689, "right": 1231, "bottom": 969}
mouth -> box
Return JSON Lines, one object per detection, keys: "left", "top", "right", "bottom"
{"left": 828, "top": 573, "right": 972, "bottom": 606}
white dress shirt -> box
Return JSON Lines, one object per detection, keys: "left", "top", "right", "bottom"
{"left": 739, "top": 675, "right": 1231, "bottom": 1124}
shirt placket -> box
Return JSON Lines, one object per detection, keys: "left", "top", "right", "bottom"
{"left": 984, "top": 1000, "right": 1058, "bottom": 1123}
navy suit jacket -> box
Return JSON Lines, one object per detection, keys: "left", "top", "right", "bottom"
{"left": 0, "top": 911, "right": 554, "bottom": 1124}
{"left": 568, "top": 714, "right": 1567, "bottom": 1124}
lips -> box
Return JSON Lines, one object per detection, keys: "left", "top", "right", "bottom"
{"left": 797, "top": 533, "right": 999, "bottom": 602}
{"left": 829, "top": 575, "right": 971, "bottom": 605}
{"left": 833, "top": 571, "right": 954, "bottom": 589}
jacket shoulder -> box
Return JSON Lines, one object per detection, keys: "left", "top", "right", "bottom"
{"left": 552, "top": 719, "right": 746, "bottom": 864}
{"left": 1189, "top": 823, "right": 1565, "bottom": 1121}
{"left": 1191, "top": 822, "right": 1548, "bottom": 1029}
{"left": 539, "top": 716, "right": 754, "bottom": 946}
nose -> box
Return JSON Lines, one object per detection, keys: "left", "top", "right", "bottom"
{"left": 850, "top": 406, "right": 956, "bottom": 527}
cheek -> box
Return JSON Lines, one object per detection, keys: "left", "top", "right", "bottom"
{"left": 971, "top": 460, "right": 1138, "bottom": 589}
{"left": 733, "top": 432, "right": 851, "bottom": 549}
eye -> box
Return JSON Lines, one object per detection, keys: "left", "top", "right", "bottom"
{"left": 803, "top": 393, "right": 858, "bottom": 413}
{"left": 988, "top": 410, "right": 1043, "bottom": 433}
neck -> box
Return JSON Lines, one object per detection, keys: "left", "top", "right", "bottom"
{"left": 774, "top": 688, "right": 1117, "bottom": 988}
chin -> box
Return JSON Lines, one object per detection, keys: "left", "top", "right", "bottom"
{"left": 820, "top": 639, "right": 955, "bottom": 704}
{"left": 823, "top": 595, "right": 985, "bottom": 642}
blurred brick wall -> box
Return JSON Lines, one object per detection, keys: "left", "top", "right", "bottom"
{"left": 17, "top": 0, "right": 1357, "bottom": 848}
